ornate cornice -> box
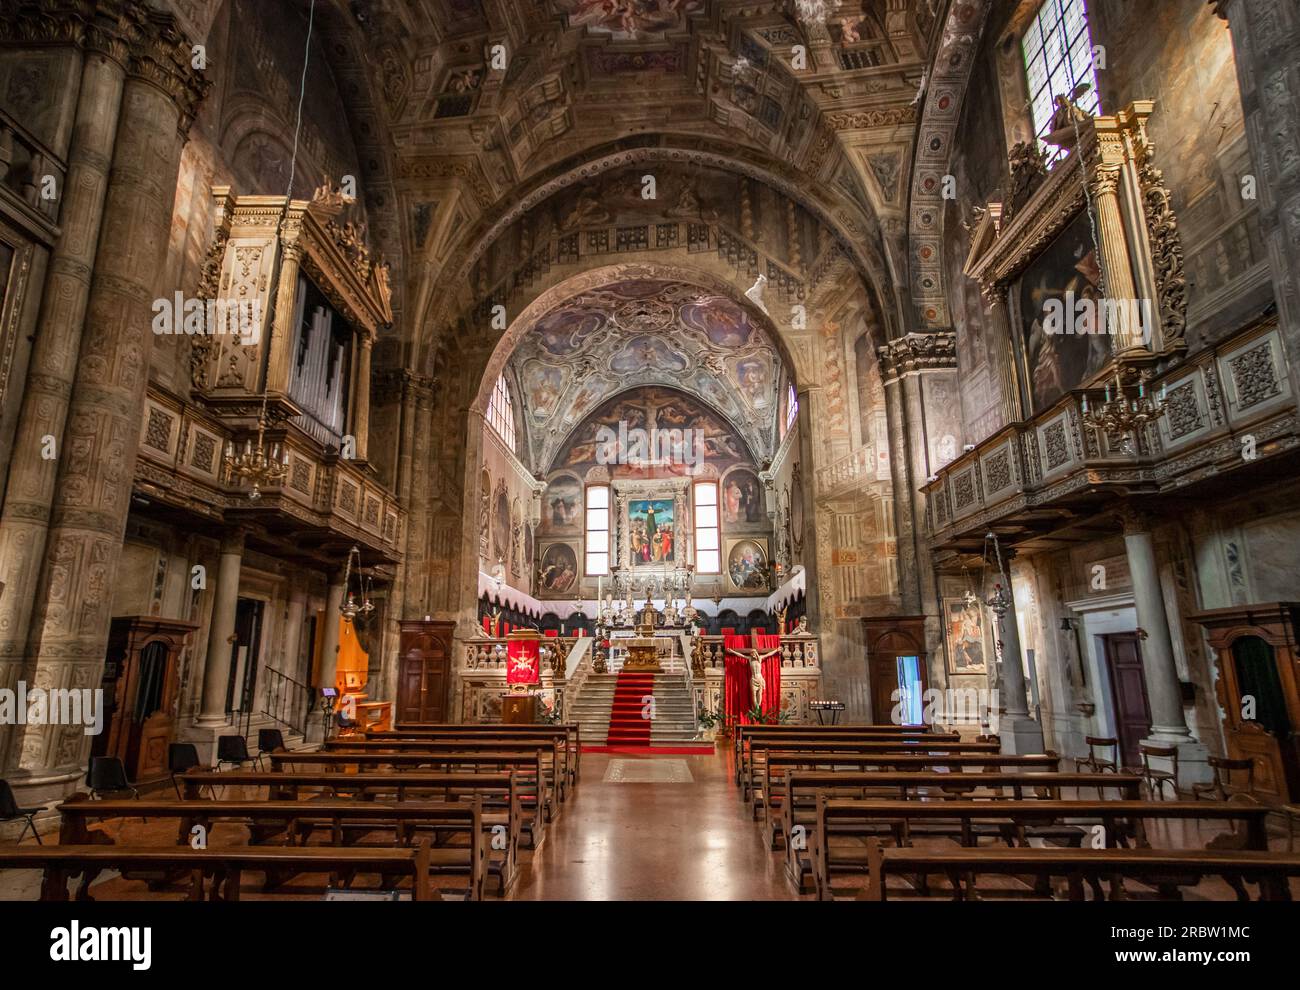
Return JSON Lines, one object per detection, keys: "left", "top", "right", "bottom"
{"left": 876, "top": 331, "right": 957, "bottom": 379}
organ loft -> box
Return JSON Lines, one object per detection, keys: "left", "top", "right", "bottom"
{"left": 0, "top": 0, "right": 1297, "bottom": 942}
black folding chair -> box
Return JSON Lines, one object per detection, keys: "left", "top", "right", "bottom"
{"left": 0, "top": 779, "right": 46, "bottom": 844}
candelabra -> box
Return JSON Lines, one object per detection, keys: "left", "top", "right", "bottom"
{"left": 1081, "top": 368, "right": 1167, "bottom": 454}
{"left": 223, "top": 415, "right": 289, "bottom": 500}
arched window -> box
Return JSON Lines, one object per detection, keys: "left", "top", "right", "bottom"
{"left": 487, "top": 374, "right": 517, "bottom": 451}
{"left": 1021, "top": 0, "right": 1101, "bottom": 165}
{"left": 784, "top": 383, "right": 799, "bottom": 435}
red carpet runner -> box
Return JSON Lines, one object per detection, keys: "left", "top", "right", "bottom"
{"left": 605, "top": 669, "right": 657, "bottom": 746}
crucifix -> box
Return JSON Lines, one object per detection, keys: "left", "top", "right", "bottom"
{"left": 725, "top": 630, "right": 782, "bottom": 709}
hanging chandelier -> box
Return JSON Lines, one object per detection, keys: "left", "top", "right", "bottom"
{"left": 223, "top": 414, "right": 289, "bottom": 500}
{"left": 339, "top": 544, "right": 376, "bottom": 624}
{"left": 1081, "top": 368, "right": 1167, "bottom": 454}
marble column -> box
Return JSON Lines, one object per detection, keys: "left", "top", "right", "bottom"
{"left": 4, "top": 13, "right": 206, "bottom": 801}
{"left": 991, "top": 552, "right": 1045, "bottom": 754}
{"left": 316, "top": 575, "right": 346, "bottom": 691}
{"left": 1214, "top": 0, "right": 1300, "bottom": 385}
{"left": 1119, "top": 506, "right": 1208, "bottom": 785}
{"left": 0, "top": 9, "right": 133, "bottom": 773}
{"left": 197, "top": 528, "right": 245, "bottom": 727}
{"left": 283, "top": 588, "right": 308, "bottom": 685}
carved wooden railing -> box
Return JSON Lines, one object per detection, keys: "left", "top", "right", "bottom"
{"left": 922, "top": 318, "right": 1296, "bottom": 546}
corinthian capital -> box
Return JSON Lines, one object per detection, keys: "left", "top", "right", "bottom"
{"left": 127, "top": 9, "right": 210, "bottom": 135}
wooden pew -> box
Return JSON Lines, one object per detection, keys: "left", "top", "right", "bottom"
{"left": 813, "top": 798, "right": 1274, "bottom": 901}
{"left": 733, "top": 723, "right": 934, "bottom": 783}
{"left": 377, "top": 724, "right": 580, "bottom": 787}
{"left": 0, "top": 843, "right": 437, "bottom": 901}
{"left": 775, "top": 771, "right": 1144, "bottom": 891}
{"left": 58, "top": 796, "right": 487, "bottom": 901}
{"left": 857, "top": 840, "right": 1300, "bottom": 901}
{"left": 324, "top": 737, "right": 566, "bottom": 801}
{"left": 179, "top": 769, "right": 525, "bottom": 893}
{"left": 747, "top": 738, "right": 1002, "bottom": 814}
{"left": 759, "top": 753, "right": 1061, "bottom": 821}
{"left": 268, "top": 749, "right": 556, "bottom": 830}
{"left": 738, "top": 729, "right": 963, "bottom": 795}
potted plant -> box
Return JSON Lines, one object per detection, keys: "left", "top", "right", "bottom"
{"left": 697, "top": 707, "right": 727, "bottom": 742}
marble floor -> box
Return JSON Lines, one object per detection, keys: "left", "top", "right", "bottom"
{"left": 510, "top": 750, "right": 798, "bottom": 900}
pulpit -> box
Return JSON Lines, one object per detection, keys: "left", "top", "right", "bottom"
{"left": 1190, "top": 603, "right": 1300, "bottom": 804}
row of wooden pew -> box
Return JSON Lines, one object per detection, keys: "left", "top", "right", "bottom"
{"left": 1, "top": 722, "right": 579, "bottom": 902}
{"left": 732, "top": 723, "right": 1300, "bottom": 901}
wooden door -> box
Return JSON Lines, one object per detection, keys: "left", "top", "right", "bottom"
{"left": 861, "top": 617, "right": 928, "bottom": 725}
{"left": 1103, "top": 633, "right": 1151, "bottom": 768}
{"left": 397, "top": 621, "right": 454, "bottom": 723}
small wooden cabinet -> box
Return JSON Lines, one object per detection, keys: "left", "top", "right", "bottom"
{"left": 1191, "top": 603, "right": 1300, "bottom": 805}
{"left": 397, "top": 620, "right": 454, "bottom": 724}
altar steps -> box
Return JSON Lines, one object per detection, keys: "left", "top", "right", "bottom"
{"left": 568, "top": 672, "right": 698, "bottom": 746}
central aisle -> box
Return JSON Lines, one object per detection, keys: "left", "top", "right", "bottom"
{"left": 510, "top": 750, "right": 799, "bottom": 900}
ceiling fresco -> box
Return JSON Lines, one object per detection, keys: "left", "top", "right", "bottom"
{"left": 548, "top": 385, "right": 755, "bottom": 482}
{"left": 507, "top": 279, "right": 783, "bottom": 473}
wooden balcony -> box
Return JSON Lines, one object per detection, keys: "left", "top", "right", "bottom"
{"left": 134, "top": 383, "right": 404, "bottom": 569}
{"left": 923, "top": 317, "right": 1299, "bottom": 557}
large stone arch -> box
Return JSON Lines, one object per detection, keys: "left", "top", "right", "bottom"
{"left": 415, "top": 137, "right": 904, "bottom": 375}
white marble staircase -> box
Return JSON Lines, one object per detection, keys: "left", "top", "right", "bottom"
{"left": 567, "top": 669, "right": 698, "bottom": 746}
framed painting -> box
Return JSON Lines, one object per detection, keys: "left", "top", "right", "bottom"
{"left": 942, "top": 596, "right": 988, "bottom": 675}
{"left": 1012, "top": 207, "right": 1113, "bottom": 413}
{"left": 538, "top": 542, "right": 579, "bottom": 594}
{"left": 627, "top": 498, "right": 675, "bottom": 566}
{"left": 721, "top": 468, "right": 765, "bottom": 527}
{"left": 725, "top": 537, "right": 768, "bottom": 592}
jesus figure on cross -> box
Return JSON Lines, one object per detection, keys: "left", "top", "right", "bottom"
{"left": 725, "top": 631, "right": 782, "bottom": 710}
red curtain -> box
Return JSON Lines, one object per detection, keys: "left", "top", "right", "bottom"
{"left": 723, "top": 634, "right": 782, "bottom": 725}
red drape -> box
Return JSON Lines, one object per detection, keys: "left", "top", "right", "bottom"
{"left": 723, "top": 633, "right": 782, "bottom": 725}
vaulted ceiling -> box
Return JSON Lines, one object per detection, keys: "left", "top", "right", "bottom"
{"left": 299, "top": 0, "right": 951, "bottom": 366}
{"left": 505, "top": 278, "right": 785, "bottom": 474}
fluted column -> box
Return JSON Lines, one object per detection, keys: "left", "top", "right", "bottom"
{"left": 263, "top": 240, "right": 303, "bottom": 395}
{"left": 1084, "top": 126, "right": 1147, "bottom": 353}
{"left": 982, "top": 285, "right": 1025, "bottom": 425}
{"left": 0, "top": 7, "right": 134, "bottom": 772}
{"left": 4, "top": 12, "right": 206, "bottom": 800}
{"left": 353, "top": 334, "right": 373, "bottom": 462}
{"left": 197, "top": 528, "right": 245, "bottom": 726}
